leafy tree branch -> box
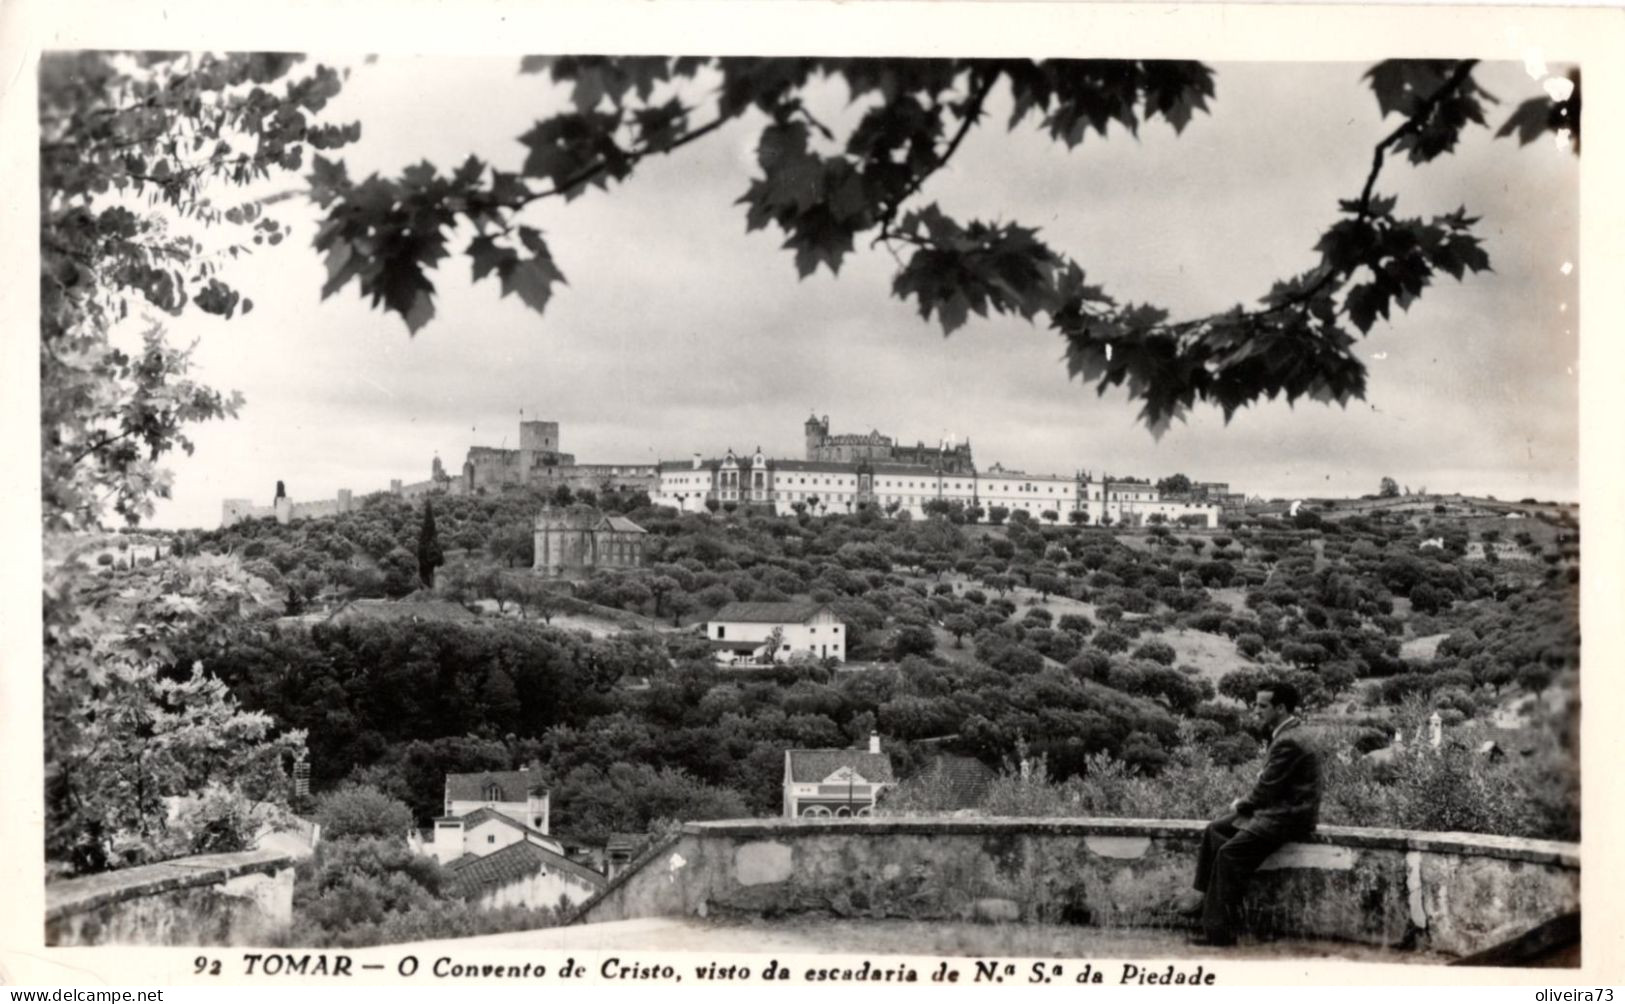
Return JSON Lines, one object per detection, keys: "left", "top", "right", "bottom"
{"left": 307, "top": 56, "right": 1570, "bottom": 436}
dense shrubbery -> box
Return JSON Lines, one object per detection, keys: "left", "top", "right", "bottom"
{"left": 314, "top": 784, "right": 415, "bottom": 842}
{"left": 169, "top": 495, "right": 1577, "bottom": 847}
{"left": 280, "top": 834, "right": 562, "bottom": 948}
{"left": 884, "top": 714, "right": 1578, "bottom": 843}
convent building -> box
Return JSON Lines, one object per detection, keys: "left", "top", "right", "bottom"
{"left": 655, "top": 415, "right": 1221, "bottom": 528}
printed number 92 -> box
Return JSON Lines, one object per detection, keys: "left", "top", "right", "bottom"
{"left": 194, "top": 957, "right": 222, "bottom": 976}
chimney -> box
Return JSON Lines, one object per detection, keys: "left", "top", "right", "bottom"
{"left": 869, "top": 731, "right": 881, "bottom": 755}
{"left": 692, "top": 452, "right": 702, "bottom": 470}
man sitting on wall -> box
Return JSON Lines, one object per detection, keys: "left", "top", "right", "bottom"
{"left": 1178, "top": 682, "right": 1322, "bottom": 947}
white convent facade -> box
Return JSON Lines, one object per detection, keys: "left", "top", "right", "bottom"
{"left": 656, "top": 416, "right": 1221, "bottom": 528}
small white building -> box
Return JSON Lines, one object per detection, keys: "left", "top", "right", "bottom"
{"left": 412, "top": 768, "right": 608, "bottom": 911}
{"left": 428, "top": 806, "right": 565, "bottom": 866}
{"left": 708, "top": 601, "right": 846, "bottom": 664}
{"left": 783, "top": 734, "right": 895, "bottom": 818}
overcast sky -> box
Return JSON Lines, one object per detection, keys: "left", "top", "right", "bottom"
{"left": 136, "top": 57, "right": 1577, "bottom": 529}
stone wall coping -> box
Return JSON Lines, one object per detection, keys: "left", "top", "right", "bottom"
{"left": 565, "top": 831, "right": 682, "bottom": 926}
{"left": 678, "top": 817, "right": 1579, "bottom": 869}
{"left": 46, "top": 849, "right": 296, "bottom": 921}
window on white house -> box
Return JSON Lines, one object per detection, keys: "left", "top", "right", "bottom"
{"left": 488, "top": 834, "right": 496, "bottom": 844}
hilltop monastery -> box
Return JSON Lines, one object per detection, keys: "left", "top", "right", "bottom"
{"left": 222, "top": 415, "right": 1223, "bottom": 528}
{"left": 655, "top": 414, "right": 1222, "bottom": 527}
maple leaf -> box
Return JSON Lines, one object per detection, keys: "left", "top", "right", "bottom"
{"left": 1344, "top": 282, "right": 1386, "bottom": 334}
{"left": 403, "top": 289, "right": 435, "bottom": 334}
{"left": 466, "top": 234, "right": 515, "bottom": 283}
{"left": 1497, "top": 96, "right": 1555, "bottom": 146}
{"left": 499, "top": 253, "right": 567, "bottom": 316}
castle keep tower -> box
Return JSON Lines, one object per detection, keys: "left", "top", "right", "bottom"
{"left": 520, "top": 420, "right": 562, "bottom": 456}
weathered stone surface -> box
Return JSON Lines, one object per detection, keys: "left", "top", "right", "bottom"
{"left": 574, "top": 819, "right": 1578, "bottom": 959}
{"left": 969, "top": 898, "right": 1021, "bottom": 923}
{"left": 45, "top": 850, "right": 296, "bottom": 947}
{"left": 1086, "top": 836, "right": 1151, "bottom": 859}
{"left": 1258, "top": 844, "right": 1357, "bottom": 871}
{"left": 735, "top": 841, "right": 793, "bottom": 886}
{"left": 1417, "top": 849, "right": 1581, "bottom": 956}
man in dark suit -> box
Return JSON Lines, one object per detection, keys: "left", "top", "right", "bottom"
{"left": 1182, "top": 682, "right": 1321, "bottom": 947}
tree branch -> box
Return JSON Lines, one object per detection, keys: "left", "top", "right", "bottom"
{"left": 516, "top": 112, "right": 731, "bottom": 208}
{"left": 875, "top": 68, "right": 1001, "bottom": 246}
{"left": 1355, "top": 59, "right": 1480, "bottom": 218}
{"left": 1174, "top": 58, "right": 1483, "bottom": 330}
{"left": 70, "top": 429, "right": 138, "bottom": 467}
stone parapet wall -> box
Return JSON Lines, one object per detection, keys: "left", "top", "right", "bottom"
{"left": 572, "top": 818, "right": 1578, "bottom": 959}
{"left": 46, "top": 849, "right": 296, "bottom": 947}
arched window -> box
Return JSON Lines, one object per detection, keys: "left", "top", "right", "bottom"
{"left": 834, "top": 806, "right": 852, "bottom": 818}
{"left": 801, "top": 805, "right": 831, "bottom": 818}
{"left": 482, "top": 782, "right": 501, "bottom": 803}
{"left": 855, "top": 806, "right": 873, "bottom": 818}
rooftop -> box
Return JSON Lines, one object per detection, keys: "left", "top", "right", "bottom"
{"left": 446, "top": 839, "right": 606, "bottom": 894}
{"left": 907, "top": 754, "right": 998, "bottom": 809}
{"left": 786, "top": 749, "right": 896, "bottom": 784}
{"left": 534, "top": 505, "right": 646, "bottom": 534}
{"left": 711, "top": 601, "right": 829, "bottom": 624}
{"left": 444, "top": 771, "right": 546, "bottom": 804}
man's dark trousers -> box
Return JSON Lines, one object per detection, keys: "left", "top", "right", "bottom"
{"left": 1193, "top": 812, "right": 1290, "bottom": 943}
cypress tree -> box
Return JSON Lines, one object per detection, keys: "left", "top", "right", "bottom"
{"left": 416, "top": 499, "right": 445, "bottom": 588}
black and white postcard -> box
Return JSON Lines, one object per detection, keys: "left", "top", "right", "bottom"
{"left": 3, "top": 0, "right": 1622, "bottom": 989}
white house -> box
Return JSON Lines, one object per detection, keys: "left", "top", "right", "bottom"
{"left": 443, "top": 768, "right": 550, "bottom": 832}
{"left": 428, "top": 769, "right": 559, "bottom": 866}
{"left": 428, "top": 806, "right": 566, "bottom": 866}
{"left": 783, "top": 734, "right": 895, "bottom": 817}
{"left": 708, "top": 601, "right": 846, "bottom": 664}
{"left": 408, "top": 768, "right": 608, "bottom": 911}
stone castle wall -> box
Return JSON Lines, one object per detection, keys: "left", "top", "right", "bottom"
{"left": 221, "top": 420, "right": 661, "bottom": 528}
{"left": 222, "top": 491, "right": 358, "bottom": 528}
{"left": 805, "top": 415, "right": 975, "bottom": 472}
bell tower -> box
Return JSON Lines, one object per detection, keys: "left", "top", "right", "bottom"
{"left": 804, "top": 413, "right": 829, "bottom": 460}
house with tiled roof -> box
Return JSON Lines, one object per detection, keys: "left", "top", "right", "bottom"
{"left": 708, "top": 601, "right": 845, "bottom": 665}
{"left": 445, "top": 839, "right": 606, "bottom": 911}
{"left": 429, "top": 805, "right": 565, "bottom": 867}
{"left": 783, "top": 734, "right": 895, "bottom": 818}
{"left": 427, "top": 767, "right": 557, "bottom": 866}
{"left": 444, "top": 768, "right": 550, "bottom": 827}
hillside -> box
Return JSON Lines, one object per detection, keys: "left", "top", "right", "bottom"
{"left": 148, "top": 488, "right": 1579, "bottom": 846}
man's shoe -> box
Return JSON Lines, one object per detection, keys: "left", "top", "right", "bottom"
{"left": 1186, "top": 933, "right": 1237, "bottom": 948}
